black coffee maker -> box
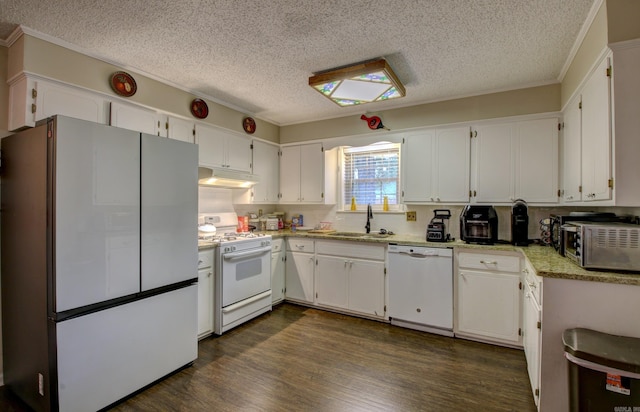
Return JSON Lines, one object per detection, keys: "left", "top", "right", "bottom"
{"left": 511, "top": 199, "right": 529, "bottom": 246}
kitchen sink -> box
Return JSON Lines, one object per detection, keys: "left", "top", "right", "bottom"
{"left": 328, "top": 232, "right": 389, "bottom": 239}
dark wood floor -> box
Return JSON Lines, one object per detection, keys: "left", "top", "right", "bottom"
{"left": 1, "top": 303, "right": 536, "bottom": 411}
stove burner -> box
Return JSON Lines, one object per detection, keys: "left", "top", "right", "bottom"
{"left": 198, "top": 231, "right": 268, "bottom": 243}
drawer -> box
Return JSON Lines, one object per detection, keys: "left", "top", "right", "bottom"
{"left": 271, "top": 238, "right": 284, "bottom": 252}
{"left": 198, "top": 250, "right": 214, "bottom": 269}
{"left": 458, "top": 251, "right": 521, "bottom": 273}
{"left": 316, "top": 240, "right": 385, "bottom": 261}
{"left": 286, "top": 238, "right": 315, "bottom": 253}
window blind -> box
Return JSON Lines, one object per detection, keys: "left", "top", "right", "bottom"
{"left": 342, "top": 143, "right": 400, "bottom": 209}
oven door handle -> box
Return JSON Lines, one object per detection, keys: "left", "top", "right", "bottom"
{"left": 223, "top": 245, "right": 272, "bottom": 261}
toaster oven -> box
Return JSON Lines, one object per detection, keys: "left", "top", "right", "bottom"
{"left": 562, "top": 222, "right": 640, "bottom": 271}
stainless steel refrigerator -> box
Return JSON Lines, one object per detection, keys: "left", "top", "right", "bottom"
{"left": 1, "top": 116, "right": 199, "bottom": 412}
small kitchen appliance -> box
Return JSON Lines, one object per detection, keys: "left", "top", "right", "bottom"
{"left": 427, "top": 209, "right": 452, "bottom": 242}
{"left": 511, "top": 199, "right": 529, "bottom": 246}
{"left": 460, "top": 205, "right": 498, "bottom": 244}
{"left": 550, "top": 212, "right": 633, "bottom": 255}
{"left": 562, "top": 221, "right": 640, "bottom": 271}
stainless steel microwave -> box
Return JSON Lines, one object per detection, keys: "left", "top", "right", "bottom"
{"left": 562, "top": 222, "right": 640, "bottom": 271}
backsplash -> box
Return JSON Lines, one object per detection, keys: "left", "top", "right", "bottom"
{"left": 204, "top": 187, "right": 640, "bottom": 242}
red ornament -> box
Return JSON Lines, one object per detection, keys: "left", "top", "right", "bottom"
{"left": 361, "top": 114, "right": 389, "bottom": 130}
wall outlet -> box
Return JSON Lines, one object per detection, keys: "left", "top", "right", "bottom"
{"left": 406, "top": 211, "right": 417, "bottom": 221}
{"left": 38, "top": 373, "right": 44, "bottom": 396}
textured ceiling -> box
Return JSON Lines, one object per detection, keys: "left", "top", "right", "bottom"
{"left": 0, "top": 0, "right": 596, "bottom": 126}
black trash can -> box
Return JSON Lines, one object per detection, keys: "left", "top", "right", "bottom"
{"left": 563, "top": 328, "right": 640, "bottom": 412}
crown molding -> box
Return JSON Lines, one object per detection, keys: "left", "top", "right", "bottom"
{"left": 11, "top": 25, "right": 268, "bottom": 124}
{"left": 557, "top": 0, "right": 605, "bottom": 82}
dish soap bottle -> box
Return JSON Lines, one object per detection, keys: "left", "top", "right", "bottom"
{"left": 351, "top": 197, "right": 357, "bottom": 211}
{"left": 383, "top": 196, "right": 389, "bottom": 211}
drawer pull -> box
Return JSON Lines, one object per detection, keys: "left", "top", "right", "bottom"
{"left": 480, "top": 260, "right": 497, "bottom": 265}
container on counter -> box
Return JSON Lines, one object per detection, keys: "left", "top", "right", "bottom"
{"left": 266, "top": 216, "right": 279, "bottom": 231}
{"left": 237, "top": 216, "right": 249, "bottom": 232}
{"left": 292, "top": 214, "right": 303, "bottom": 228}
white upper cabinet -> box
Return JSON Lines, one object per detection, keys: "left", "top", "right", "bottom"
{"left": 402, "top": 129, "right": 435, "bottom": 202}
{"left": 251, "top": 140, "right": 280, "bottom": 203}
{"left": 279, "top": 143, "right": 336, "bottom": 204}
{"left": 472, "top": 122, "right": 514, "bottom": 203}
{"left": 195, "top": 123, "right": 252, "bottom": 172}
{"left": 561, "top": 94, "right": 583, "bottom": 202}
{"left": 580, "top": 56, "right": 612, "bottom": 201}
{"left": 157, "top": 115, "right": 196, "bottom": 143}
{"left": 9, "top": 75, "right": 109, "bottom": 131}
{"left": 110, "top": 101, "right": 159, "bottom": 135}
{"left": 471, "top": 118, "right": 558, "bottom": 204}
{"left": 402, "top": 126, "right": 470, "bottom": 203}
{"left": 514, "top": 118, "right": 558, "bottom": 202}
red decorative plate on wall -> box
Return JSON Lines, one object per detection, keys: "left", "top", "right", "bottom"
{"left": 190, "top": 99, "right": 209, "bottom": 119}
{"left": 243, "top": 117, "right": 256, "bottom": 134}
{"left": 110, "top": 71, "right": 137, "bottom": 97}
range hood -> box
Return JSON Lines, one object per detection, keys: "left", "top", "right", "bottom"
{"left": 198, "top": 167, "right": 259, "bottom": 189}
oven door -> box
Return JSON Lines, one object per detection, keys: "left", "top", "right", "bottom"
{"left": 221, "top": 245, "right": 271, "bottom": 307}
{"left": 561, "top": 224, "right": 581, "bottom": 264}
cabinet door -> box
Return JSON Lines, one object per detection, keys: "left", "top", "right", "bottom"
{"left": 402, "top": 131, "right": 435, "bottom": 202}
{"left": 300, "top": 143, "right": 324, "bottom": 202}
{"left": 252, "top": 140, "right": 280, "bottom": 203}
{"left": 284, "top": 251, "right": 314, "bottom": 303}
{"left": 581, "top": 57, "right": 612, "bottom": 201}
{"left": 37, "top": 80, "right": 108, "bottom": 125}
{"left": 348, "top": 259, "right": 385, "bottom": 317}
{"left": 457, "top": 269, "right": 521, "bottom": 344}
{"left": 280, "top": 146, "right": 301, "bottom": 202}
{"left": 316, "top": 255, "right": 349, "bottom": 309}
{"left": 523, "top": 283, "right": 541, "bottom": 406}
{"left": 435, "top": 127, "right": 470, "bottom": 202}
{"left": 514, "top": 118, "right": 558, "bottom": 202}
{"left": 195, "top": 124, "right": 227, "bottom": 168}
{"left": 110, "top": 102, "right": 159, "bottom": 136}
{"left": 197, "top": 267, "right": 214, "bottom": 337}
{"left": 271, "top": 250, "right": 285, "bottom": 304}
{"left": 226, "top": 134, "right": 252, "bottom": 172}
{"left": 473, "top": 123, "right": 514, "bottom": 202}
{"left": 562, "top": 95, "right": 583, "bottom": 202}
{"left": 166, "top": 116, "right": 195, "bottom": 143}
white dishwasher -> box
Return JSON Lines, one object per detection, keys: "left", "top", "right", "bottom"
{"left": 388, "top": 244, "right": 453, "bottom": 336}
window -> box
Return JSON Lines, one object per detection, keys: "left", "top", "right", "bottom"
{"left": 342, "top": 143, "right": 401, "bottom": 210}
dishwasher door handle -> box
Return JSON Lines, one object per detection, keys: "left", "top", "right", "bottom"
{"left": 397, "top": 251, "right": 439, "bottom": 258}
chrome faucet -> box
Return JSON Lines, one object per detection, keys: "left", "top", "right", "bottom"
{"left": 365, "top": 204, "right": 373, "bottom": 233}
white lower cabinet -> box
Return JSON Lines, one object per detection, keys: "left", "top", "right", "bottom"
{"left": 271, "top": 239, "right": 285, "bottom": 304}
{"left": 455, "top": 250, "right": 523, "bottom": 347}
{"left": 315, "top": 241, "right": 386, "bottom": 319}
{"left": 523, "top": 260, "right": 542, "bottom": 408}
{"left": 197, "top": 249, "right": 214, "bottom": 339}
{"left": 284, "top": 239, "right": 315, "bottom": 303}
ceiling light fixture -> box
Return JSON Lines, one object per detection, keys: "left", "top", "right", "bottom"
{"left": 309, "top": 59, "right": 405, "bottom": 107}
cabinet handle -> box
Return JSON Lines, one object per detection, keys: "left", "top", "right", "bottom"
{"left": 480, "top": 260, "right": 497, "bottom": 265}
{"left": 208, "top": 271, "right": 212, "bottom": 278}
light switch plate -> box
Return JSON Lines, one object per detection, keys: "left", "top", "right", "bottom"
{"left": 406, "top": 211, "right": 416, "bottom": 221}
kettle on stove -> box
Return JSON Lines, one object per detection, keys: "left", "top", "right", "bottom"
{"left": 427, "top": 209, "right": 452, "bottom": 242}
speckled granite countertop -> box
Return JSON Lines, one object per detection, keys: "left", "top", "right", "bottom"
{"left": 199, "top": 231, "right": 640, "bottom": 286}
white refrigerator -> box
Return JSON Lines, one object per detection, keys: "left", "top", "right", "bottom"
{"left": 1, "top": 116, "right": 198, "bottom": 412}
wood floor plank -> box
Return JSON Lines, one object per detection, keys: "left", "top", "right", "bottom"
{"left": 0, "top": 303, "right": 536, "bottom": 411}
